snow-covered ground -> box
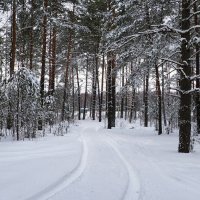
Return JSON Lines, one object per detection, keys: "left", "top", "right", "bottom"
{"left": 0, "top": 120, "right": 200, "bottom": 200}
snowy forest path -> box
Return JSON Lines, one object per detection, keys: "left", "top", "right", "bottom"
{"left": 1, "top": 120, "right": 200, "bottom": 200}
{"left": 48, "top": 120, "right": 140, "bottom": 200}
{"left": 26, "top": 129, "right": 88, "bottom": 200}
{"left": 105, "top": 135, "right": 141, "bottom": 200}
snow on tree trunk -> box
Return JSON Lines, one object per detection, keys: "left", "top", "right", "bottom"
{"left": 178, "top": 0, "right": 191, "bottom": 153}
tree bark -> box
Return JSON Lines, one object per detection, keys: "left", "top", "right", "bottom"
{"left": 16, "top": 79, "right": 20, "bottom": 140}
{"left": 106, "top": 0, "right": 116, "bottom": 128}
{"left": 99, "top": 54, "right": 105, "bottom": 122}
{"left": 40, "top": 0, "right": 48, "bottom": 106}
{"left": 144, "top": 70, "right": 149, "bottom": 127}
{"left": 97, "top": 63, "right": 101, "bottom": 122}
{"left": 49, "top": 26, "right": 57, "bottom": 95}
{"left": 83, "top": 56, "right": 89, "bottom": 120}
{"left": 48, "top": 27, "right": 52, "bottom": 93}
{"left": 49, "top": 0, "right": 57, "bottom": 96}
{"left": 61, "top": 32, "right": 73, "bottom": 121}
{"left": 125, "top": 66, "right": 128, "bottom": 120}
{"left": 10, "top": 0, "right": 16, "bottom": 77}
{"left": 129, "top": 62, "right": 135, "bottom": 123}
{"left": 178, "top": 0, "right": 191, "bottom": 153}
{"left": 76, "top": 65, "right": 81, "bottom": 120}
{"left": 155, "top": 63, "right": 162, "bottom": 135}
{"left": 193, "top": 2, "right": 200, "bottom": 134}
{"left": 162, "top": 64, "right": 167, "bottom": 127}
{"left": 71, "top": 62, "right": 75, "bottom": 120}
{"left": 120, "top": 66, "right": 124, "bottom": 118}
{"left": 29, "top": 0, "right": 34, "bottom": 70}
{"left": 107, "top": 51, "right": 116, "bottom": 128}
{"left": 91, "top": 56, "right": 97, "bottom": 120}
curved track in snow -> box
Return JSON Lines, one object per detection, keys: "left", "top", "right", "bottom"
{"left": 45, "top": 124, "right": 135, "bottom": 200}
{"left": 25, "top": 123, "right": 141, "bottom": 200}
{"left": 26, "top": 134, "right": 88, "bottom": 200}
{"left": 105, "top": 135, "right": 141, "bottom": 200}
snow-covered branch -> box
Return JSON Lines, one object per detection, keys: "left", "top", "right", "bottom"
{"left": 161, "top": 58, "right": 183, "bottom": 66}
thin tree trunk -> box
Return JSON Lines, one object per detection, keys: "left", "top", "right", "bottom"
{"left": 21, "top": 0, "right": 26, "bottom": 66}
{"left": 52, "top": 25, "right": 56, "bottom": 94}
{"left": 144, "top": 70, "right": 149, "bottom": 127}
{"left": 134, "top": 89, "right": 137, "bottom": 120}
{"left": 120, "top": 66, "right": 124, "bottom": 118}
{"left": 144, "top": 4, "right": 151, "bottom": 127}
{"left": 107, "top": 52, "right": 116, "bottom": 128}
{"left": 162, "top": 64, "right": 167, "bottom": 127}
{"left": 97, "top": 64, "right": 101, "bottom": 122}
{"left": 91, "top": 56, "right": 97, "bottom": 120}
{"left": 29, "top": 0, "right": 34, "bottom": 70}
{"left": 7, "top": 0, "right": 16, "bottom": 130}
{"left": 40, "top": 0, "right": 48, "bottom": 106}
{"left": 76, "top": 65, "right": 81, "bottom": 120}
{"left": 125, "top": 66, "right": 128, "bottom": 120}
{"left": 107, "top": 52, "right": 112, "bottom": 128}
{"left": 48, "top": 27, "right": 52, "bottom": 93}
{"left": 16, "top": 79, "right": 20, "bottom": 140}
{"left": 49, "top": 0, "right": 57, "bottom": 96}
{"left": 155, "top": 63, "right": 162, "bottom": 135}
{"left": 99, "top": 54, "right": 105, "bottom": 122}
{"left": 129, "top": 88, "right": 135, "bottom": 123}
{"left": 112, "top": 55, "right": 116, "bottom": 127}
{"left": 49, "top": 26, "right": 56, "bottom": 95}
{"left": 129, "top": 62, "right": 135, "bottom": 123}
{"left": 83, "top": 56, "right": 89, "bottom": 120}
{"left": 105, "top": 60, "right": 108, "bottom": 117}
{"left": 71, "top": 63, "right": 75, "bottom": 120}
{"left": 10, "top": 0, "right": 16, "bottom": 77}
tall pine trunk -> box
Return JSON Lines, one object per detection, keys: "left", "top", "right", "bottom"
{"left": 29, "top": 0, "right": 34, "bottom": 70}
{"left": 144, "top": 70, "right": 149, "bottom": 127}
{"left": 107, "top": 52, "right": 116, "bottom": 128}
{"left": 125, "top": 66, "right": 128, "bottom": 120}
{"left": 194, "top": 2, "right": 200, "bottom": 134}
{"left": 71, "top": 63, "right": 75, "bottom": 120}
{"left": 83, "top": 56, "right": 89, "bottom": 120}
{"left": 76, "top": 65, "right": 81, "bottom": 120}
{"left": 120, "top": 66, "right": 124, "bottom": 118}
{"left": 10, "top": 0, "right": 16, "bottom": 77}
{"left": 178, "top": 0, "right": 191, "bottom": 153}
{"left": 129, "top": 62, "right": 135, "bottom": 123}
{"left": 97, "top": 65, "right": 101, "bottom": 122}
{"left": 162, "top": 64, "right": 167, "bottom": 127}
{"left": 155, "top": 63, "right": 162, "bottom": 135}
{"left": 91, "top": 56, "right": 97, "bottom": 120}
{"left": 40, "top": 0, "right": 48, "bottom": 106}
{"left": 99, "top": 54, "right": 105, "bottom": 122}
{"left": 7, "top": 0, "right": 17, "bottom": 130}
{"left": 49, "top": 26, "right": 57, "bottom": 95}
{"left": 61, "top": 32, "right": 73, "bottom": 121}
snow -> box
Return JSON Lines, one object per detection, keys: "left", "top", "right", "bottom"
{"left": 0, "top": 120, "right": 200, "bottom": 200}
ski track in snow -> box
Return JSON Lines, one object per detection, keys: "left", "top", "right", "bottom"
{"left": 25, "top": 134, "right": 88, "bottom": 200}
{"left": 104, "top": 135, "right": 141, "bottom": 200}
{"left": 49, "top": 124, "right": 139, "bottom": 200}
{"left": 83, "top": 125, "right": 141, "bottom": 200}
{"left": 80, "top": 124, "right": 140, "bottom": 200}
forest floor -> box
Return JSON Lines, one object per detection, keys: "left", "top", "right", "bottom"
{"left": 0, "top": 119, "right": 200, "bottom": 200}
